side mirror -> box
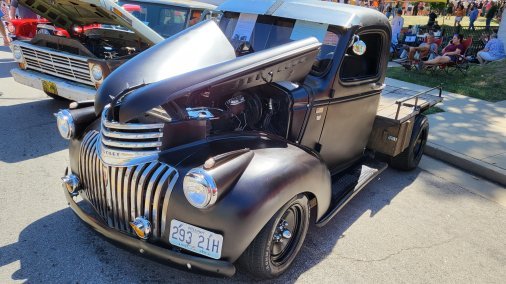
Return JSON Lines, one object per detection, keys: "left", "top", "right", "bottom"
{"left": 350, "top": 35, "right": 367, "bottom": 56}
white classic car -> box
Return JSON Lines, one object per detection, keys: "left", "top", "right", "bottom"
{"left": 9, "top": 0, "right": 217, "bottom": 101}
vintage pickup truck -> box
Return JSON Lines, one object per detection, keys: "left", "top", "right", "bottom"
{"left": 55, "top": 0, "right": 442, "bottom": 279}
{"left": 9, "top": 0, "right": 216, "bottom": 101}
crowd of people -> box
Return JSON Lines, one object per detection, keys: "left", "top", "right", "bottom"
{"left": 446, "top": 0, "right": 504, "bottom": 29}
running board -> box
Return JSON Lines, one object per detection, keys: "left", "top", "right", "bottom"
{"left": 316, "top": 158, "right": 387, "bottom": 227}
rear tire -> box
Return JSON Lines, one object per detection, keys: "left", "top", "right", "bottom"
{"left": 390, "top": 114, "right": 429, "bottom": 171}
{"left": 237, "top": 194, "right": 310, "bottom": 280}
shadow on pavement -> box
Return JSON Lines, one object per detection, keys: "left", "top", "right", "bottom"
{"left": 0, "top": 99, "right": 70, "bottom": 163}
{"left": 0, "top": 60, "right": 16, "bottom": 79}
{"left": 0, "top": 168, "right": 419, "bottom": 283}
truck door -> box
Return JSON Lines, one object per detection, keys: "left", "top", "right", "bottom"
{"left": 318, "top": 29, "right": 389, "bottom": 173}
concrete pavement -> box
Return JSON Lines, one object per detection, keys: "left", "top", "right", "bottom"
{"left": 385, "top": 78, "right": 506, "bottom": 189}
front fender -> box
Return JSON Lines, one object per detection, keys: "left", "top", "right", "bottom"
{"left": 162, "top": 133, "right": 331, "bottom": 262}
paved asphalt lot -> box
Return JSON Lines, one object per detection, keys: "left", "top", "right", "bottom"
{"left": 1, "top": 46, "right": 506, "bottom": 283}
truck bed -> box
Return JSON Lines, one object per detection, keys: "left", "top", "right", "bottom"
{"left": 378, "top": 85, "right": 443, "bottom": 123}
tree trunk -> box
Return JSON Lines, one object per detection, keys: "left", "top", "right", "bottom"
{"left": 499, "top": 8, "right": 506, "bottom": 47}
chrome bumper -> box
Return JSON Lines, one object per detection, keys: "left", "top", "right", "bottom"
{"left": 10, "top": 68, "right": 96, "bottom": 101}
{"left": 64, "top": 188, "right": 236, "bottom": 277}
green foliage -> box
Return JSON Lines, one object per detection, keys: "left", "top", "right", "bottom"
{"left": 387, "top": 60, "right": 506, "bottom": 102}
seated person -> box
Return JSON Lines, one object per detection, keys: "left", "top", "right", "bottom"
{"left": 418, "top": 34, "right": 464, "bottom": 69}
{"left": 399, "top": 33, "right": 438, "bottom": 61}
{"left": 476, "top": 33, "right": 505, "bottom": 64}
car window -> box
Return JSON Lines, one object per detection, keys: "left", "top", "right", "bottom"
{"left": 339, "top": 32, "right": 384, "bottom": 83}
{"left": 219, "top": 12, "right": 340, "bottom": 74}
{"left": 119, "top": 0, "right": 190, "bottom": 38}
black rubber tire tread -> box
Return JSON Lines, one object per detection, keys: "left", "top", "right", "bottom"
{"left": 390, "top": 114, "right": 429, "bottom": 171}
{"left": 237, "top": 194, "right": 310, "bottom": 280}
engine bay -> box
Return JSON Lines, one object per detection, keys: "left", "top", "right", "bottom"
{"left": 135, "top": 84, "right": 292, "bottom": 148}
{"left": 30, "top": 28, "right": 149, "bottom": 59}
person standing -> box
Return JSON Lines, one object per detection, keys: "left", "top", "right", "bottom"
{"left": 454, "top": 4, "right": 465, "bottom": 27}
{"left": 0, "top": 8, "right": 10, "bottom": 46}
{"left": 413, "top": 2, "right": 419, "bottom": 16}
{"left": 385, "top": 2, "right": 393, "bottom": 19}
{"left": 469, "top": 6, "right": 479, "bottom": 30}
{"left": 9, "top": 0, "right": 37, "bottom": 19}
{"left": 391, "top": 9, "right": 404, "bottom": 45}
{"left": 485, "top": 2, "right": 498, "bottom": 30}
{"left": 446, "top": 1, "right": 454, "bottom": 19}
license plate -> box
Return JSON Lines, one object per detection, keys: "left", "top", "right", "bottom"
{"left": 169, "top": 219, "right": 223, "bottom": 259}
{"left": 42, "top": 80, "right": 58, "bottom": 95}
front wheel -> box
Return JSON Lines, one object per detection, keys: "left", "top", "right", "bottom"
{"left": 237, "top": 194, "right": 310, "bottom": 280}
{"left": 390, "top": 114, "right": 429, "bottom": 171}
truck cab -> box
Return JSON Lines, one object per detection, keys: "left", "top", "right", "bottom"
{"left": 55, "top": 0, "right": 442, "bottom": 280}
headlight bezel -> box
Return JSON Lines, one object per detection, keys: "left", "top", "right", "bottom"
{"left": 55, "top": 109, "right": 75, "bottom": 140}
{"left": 183, "top": 168, "right": 218, "bottom": 209}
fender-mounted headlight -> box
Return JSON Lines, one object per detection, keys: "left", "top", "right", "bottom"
{"left": 183, "top": 168, "right": 218, "bottom": 209}
{"left": 54, "top": 109, "right": 75, "bottom": 139}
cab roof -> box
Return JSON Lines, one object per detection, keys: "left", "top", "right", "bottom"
{"left": 218, "top": 0, "right": 389, "bottom": 29}
{"left": 126, "top": 0, "right": 217, "bottom": 10}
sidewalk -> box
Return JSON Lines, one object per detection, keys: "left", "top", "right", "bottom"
{"left": 385, "top": 78, "right": 506, "bottom": 187}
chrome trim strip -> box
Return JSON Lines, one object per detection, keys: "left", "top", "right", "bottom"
{"left": 102, "top": 137, "right": 162, "bottom": 148}
{"left": 102, "top": 128, "right": 163, "bottom": 139}
{"left": 102, "top": 119, "right": 164, "bottom": 130}
{"left": 17, "top": 41, "right": 92, "bottom": 62}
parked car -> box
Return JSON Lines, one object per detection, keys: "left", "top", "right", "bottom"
{"left": 9, "top": 0, "right": 216, "bottom": 101}
{"left": 55, "top": 0, "right": 442, "bottom": 279}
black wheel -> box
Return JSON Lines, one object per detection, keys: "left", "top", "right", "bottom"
{"left": 44, "top": 91, "right": 69, "bottom": 101}
{"left": 237, "top": 194, "right": 310, "bottom": 280}
{"left": 390, "top": 114, "right": 429, "bottom": 171}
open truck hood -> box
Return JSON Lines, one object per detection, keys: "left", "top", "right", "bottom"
{"left": 94, "top": 20, "right": 321, "bottom": 122}
{"left": 18, "top": 0, "right": 163, "bottom": 45}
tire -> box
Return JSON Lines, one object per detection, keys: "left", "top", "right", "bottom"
{"left": 390, "top": 114, "right": 429, "bottom": 171}
{"left": 237, "top": 194, "right": 310, "bottom": 280}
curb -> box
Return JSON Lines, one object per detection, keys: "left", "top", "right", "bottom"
{"left": 425, "top": 142, "right": 506, "bottom": 187}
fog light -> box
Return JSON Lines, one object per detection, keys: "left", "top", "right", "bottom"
{"left": 54, "top": 109, "right": 75, "bottom": 140}
{"left": 62, "top": 174, "right": 80, "bottom": 196}
{"left": 130, "top": 217, "right": 151, "bottom": 240}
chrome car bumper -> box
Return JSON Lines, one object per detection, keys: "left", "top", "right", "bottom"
{"left": 63, "top": 188, "right": 236, "bottom": 277}
{"left": 11, "top": 68, "right": 96, "bottom": 101}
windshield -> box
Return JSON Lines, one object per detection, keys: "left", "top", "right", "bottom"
{"left": 119, "top": 1, "right": 190, "bottom": 38}
{"left": 218, "top": 12, "right": 340, "bottom": 74}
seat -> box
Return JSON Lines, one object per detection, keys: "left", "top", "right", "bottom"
{"left": 438, "top": 37, "right": 472, "bottom": 75}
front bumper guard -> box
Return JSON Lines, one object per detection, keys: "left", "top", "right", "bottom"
{"left": 64, "top": 189, "right": 236, "bottom": 277}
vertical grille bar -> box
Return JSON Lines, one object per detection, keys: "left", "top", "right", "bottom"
{"left": 78, "top": 131, "right": 178, "bottom": 238}
{"left": 152, "top": 168, "right": 177, "bottom": 238}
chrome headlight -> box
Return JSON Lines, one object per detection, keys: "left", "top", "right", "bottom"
{"left": 54, "top": 109, "right": 75, "bottom": 140}
{"left": 183, "top": 168, "right": 218, "bottom": 209}
{"left": 12, "top": 45, "right": 23, "bottom": 61}
{"left": 90, "top": 64, "right": 103, "bottom": 81}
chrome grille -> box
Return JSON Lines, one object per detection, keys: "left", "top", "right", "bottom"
{"left": 100, "top": 109, "right": 164, "bottom": 166}
{"left": 79, "top": 131, "right": 178, "bottom": 239}
{"left": 19, "top": 44, "right": 93, "bottom": 86}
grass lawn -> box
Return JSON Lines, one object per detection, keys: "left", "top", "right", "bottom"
{"left": 387, "top": 60, "right": 506, "bottom": 102}
{"left": 401, "top": 15, "right": 499, "bottom": 28}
